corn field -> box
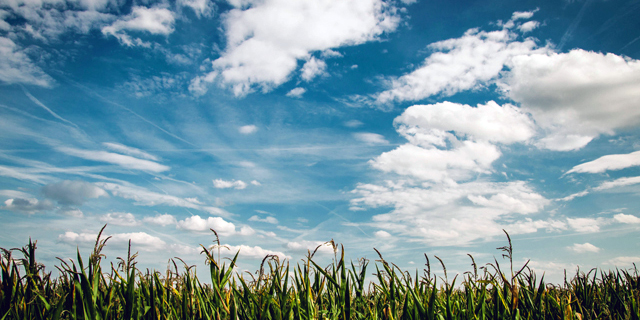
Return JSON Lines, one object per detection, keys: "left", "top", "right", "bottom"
{"left": 1, "top": 227, "right": 639, "bottom": 320}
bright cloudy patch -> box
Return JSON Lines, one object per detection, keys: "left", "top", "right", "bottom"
{"left": 0, "top": 37, "right": 54, "bottom": 87}
{"left": 374, "top": 230, "right": 392, "bottom": 238}
{"left": 102, "top": 142, "right": 159, "bottom": 161}
{"left": 567, "top": 218, "right": 603, "bottom": 233}
{"left": 223, "top": 244, "right": 289, "bottom": 260}
{"left": 99, "top": 212, "right": 139, "bottom": 226}
{"left": 102, "top": 7, "right": 175, "bottom": 47}
{"left": 568, "top": 243, "right": 600, "bottom": 253}
{"left": 58, "top": 147, "right": 170, "bottom": 172}
{"left": 286, "top": 87, "right": 306, "bottom": 98}
{"left": 42, "top": 180, "right": 108, "bottom": 206}
{"left": 178, "top": 0, "right": 215, "bottom": 18}
{"left": 238, "top": 125, "right": 258, "bottom": 134}
{"left": 194, "top": 0, "right": 403, "bottom": 96}
{"left": 142, "top": 213, "right": 177, "bottom": 226}
{"left": 58, "top": 231, "right": 167, "bottom": 251}
{"left": 566, "top": 151, "right": 640, "bottom": 174}
{"left": 613, "top": 213, "right": 640, "bottom": 224}
{"left": 376, "top": 19, "right": 547, "bottom": 104}
{"left": 352, "top": 180, "right": 552, "bottom": 245}
{"left": 300, "top": 57, "right": 327, "bottom": 81}
{"left": 353, "top": 133, "right": 389, "bottom": 145}
{"left": 213, "top": 179, "right": 248, "bottom": 189}
{"left": 177, "top": 215, "right": 236, "bottom": 235}
{"left": 286, "top": 240, "right": 336, "bottom": 256}
{"left": 594, "top": 176, "right": 640, "bottom": 191}
{"left": 605, "top": 256, "right": 640, "bottom": 268}
{"left": 249, "top": 215, "right": 278, "bottom": 224}
{"left": 503, "top": 50, "right": 640, "bottom": 151}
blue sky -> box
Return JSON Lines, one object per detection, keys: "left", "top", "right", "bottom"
{"left": 1, "top": 0, "right": 640, "bottom": 283}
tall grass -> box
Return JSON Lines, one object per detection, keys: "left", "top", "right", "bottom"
{"left": 1, "top": 227, "right": 639, "bottom": 319}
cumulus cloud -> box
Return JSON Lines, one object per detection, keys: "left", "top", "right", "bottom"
{"left": 193, "top": 0, "right": 403, "bottom": 96}
{"left": 351, "top": 180, "right": 552, "bottom": 245}
{"left": 42, "top": 180, "right": 108, "bottom": 206}
{"left": 502, "top": 50, "right": 640, "bottom": 151}
{"left": 178, "top": 0, "right": 215, "bottom": 18}
{"left": 566, "top": 151, "right": 640, "bottom": 174}
{"left": 249, "top": 215, "right": 279, "bottom": 224}
{"left": 376, "top": 23, "right": 547, "bottom": 104}
{"left": 99, "top": 212, "right": 139, "bottom": 226}
{"left": 568, "top": 242, "right": 600, "bottom": 253}
{"left": 353, "top": 133, "right": 389, "bottom": 145}
{"left": 58, "top": 147, "right": 170, "bottom": 172}
{"left": 613, "top": 213, "right": 640, "bottom": 224}
{"left": 374, "top": 230, "right": 392, "bottom": 238}
{"left": 102, "top": 7, "right": 175, "bottom": 47}
{"left": 286, "top": 240, "right": 336, "bottom": 255}
{"left": 177, "top": 215, "right": 236, "bottom": 235}
{"left": 213, "top": 179, "right": 248, "bottom": 189}
{"left": 142, "top": 213, "right": 177, "bottom": 226}
{"left": 567, "top": 218, "right": 603, "bottom": 233}
{"left": 221, "top": 244, "right": 289, "bottom": 260}
{"left": 59, "top": 231, "right": 166, "bottom": 251}
{"left": 2, "top": 197, "right": 54, "bottom": 214}
{"left": 0, "top": 37, "right": 54, "bottom": 87}
{"left": 238, "top": 125, "right": 258, "bottom": 134}
{"left": 300, "top": 57, "right": 327, "bottom": 81}
{"left": 286, "top": 87, "right": 306, "bottom": 98}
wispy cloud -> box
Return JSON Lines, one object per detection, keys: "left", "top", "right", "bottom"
{"left": 57, "top": 147, "right": 170, "bottom": 172}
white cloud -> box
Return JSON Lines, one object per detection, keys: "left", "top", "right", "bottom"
{"left": 177, "top": 215, "right": 236, "bottom": 235}
{"left": 238, "top": 226, "right": 255, "bottom": 236}
{"left": 353, "top": 132, "right": 388, "bottom": 145}
{"left": 178, "top": 0, "right": 215, "bottom": 18}
{"left": 2, "top": 197, "right": 54, "bottom": 214}
{"left": 605, "top": 256, "right": 640, "bottom": 267}
{"left": 195, "top": 0, "right": 403, "bottom": 96}
{"left": 351, "top": 180, "right": 552, "bottom": 245}
{"left": 286, "top": 87, "right": 306, "bottom": 98}
{"left": 594, "top": 176, "right": 640, "bottom": 191}
{"left": 567, "top": 217, "right": 603, "bottom": 233}
{"left": 395, "top": 101, "right": 535, "bottom": 145}
{"left": 613, "top": 213, "right": 640, "bottom": 224}
{"left": 142, "top": 213, "right": 177, "bottom": 226}
{"left": 42, "top": 180, "right": 108, "bottom": 205}
{"left": 517, "top": 21, "right": 539, "bottom": 33}
{"left": 250, "top": 180, "right": 261, "bottom": 186}
{"left": 567, "top": 151, "right": 640, "bottom": 174}
{"left": 213, "top": 179, "right": 248, "bottom": 189}
{"left": 0, "top": 37, "right": 54, "bottom": 87}
{"left": 222, "top": 244, "right": 290, "bottom": 260}
{"left": 371, "top": 142, "right": 500, "bottom": 183}
{"left": 102, "top": 142, "right": 159, "bottom": 161}
{"left": 238, "top": 125, "right": 258, "bottom": 134}
{"left": 376, "top": 25, "right": 546, "bottom": 104}
{"left": 99, "top": 212, "right": 139, "bottom": 226}
{"left": 96, "top": 182, "right": 229, "bottom": 216}
{"left": 286, "top": 240, "right": 335, "bottom": 255}
{"left": 102, "top": 7, "right": 175, "bottom": 47}
{"left": 568, "top": 242, "right": 600, "bottom": 253}
{"left": 374, "top": 230, "right": 392, "bottom": 238}
{"left": 249, "top": 215, "right": 278, "bottom": 224}
{"left": 300, "top": 57, "right": 327, "bottom": 81}
{"left": 58, "top": 147, "right": 170, "bottom": 172}
{"left": 503, "top": 50, "right": 640, "bottom": 151}
{"left": 59, "top": 231, "right": 167, "bottom": 251}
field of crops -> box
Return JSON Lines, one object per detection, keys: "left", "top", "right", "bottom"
{"left": 1, "top": 227, "right": 639, "bottom": 320}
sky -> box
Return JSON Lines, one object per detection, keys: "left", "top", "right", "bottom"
{"left": 1, "top": 0, "right": 640, "bottom": 284}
